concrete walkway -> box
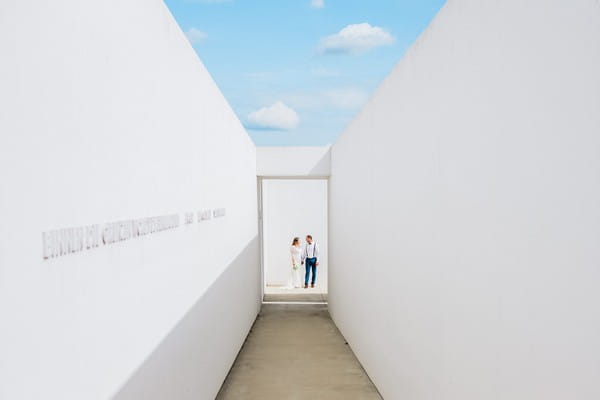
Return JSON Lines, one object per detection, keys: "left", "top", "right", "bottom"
{"left": 216, "top": 304, "right": 381, "bottom": 400}
{"left": 263, "top": 287, "right": 328, "bottom": 303}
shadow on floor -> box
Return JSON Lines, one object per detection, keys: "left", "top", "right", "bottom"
{"left": 263, "top": 292, "right": 328, "bottom": 302}
{"left": 264, "top": 286, "right": 328, "bottom": 303}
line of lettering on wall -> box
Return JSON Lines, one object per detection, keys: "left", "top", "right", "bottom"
{"left": 42, "top": 208, "right": 226, "bottom": 260}
{"left": 198, "top": 209, "right": 212, "bottom": 222}
{"left": 212, "top": 208, "right": 226, "bottom": 218}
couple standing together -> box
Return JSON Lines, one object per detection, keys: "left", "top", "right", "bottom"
{"left": 288, "top": 235, "right": 319, "bottom": 289}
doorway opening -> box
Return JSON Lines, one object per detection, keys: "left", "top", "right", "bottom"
{"left": 259, "top": 178, "right": 328, "bottom": 303}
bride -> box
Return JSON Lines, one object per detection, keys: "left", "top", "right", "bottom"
{"left": 286, "top": 237, "right": 302, "bottom": 289}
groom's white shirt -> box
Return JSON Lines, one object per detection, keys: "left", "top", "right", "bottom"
{"left": 301, "top": 242, "right": 319, "bottom": 261}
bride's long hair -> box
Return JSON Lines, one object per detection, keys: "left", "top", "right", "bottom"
{"left": 291, "top": 237, "right": 300, "bottom": 246}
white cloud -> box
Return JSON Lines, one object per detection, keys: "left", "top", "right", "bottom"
{"left": 310, "top": 67, "right": 341, "bottom": 78}
{"left": 282, "top": 87, "right": 369, "bottom": 111}
{"left": 185, "top": 28, "right": 207, "bottom": 44}
{"left": 247, "top": 101, "right": 300, "bottom": 130}
{"left": 310, "top": 0, "right": 325, "bottom": 9}
{"left": 318, "top": 23, "right": 395, "bottom": 55}
{"left": 323, "top": 88, "right": 369, "bottom": 109}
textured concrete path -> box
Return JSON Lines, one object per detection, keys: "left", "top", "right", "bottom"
{"left": 263, "top": 286, "right": 328, "bottom": 303}
{"left": 216, "top": 304, "right": 381, "bottom": 400}
{"left": 263, "top": 292, "right": 328, "bottom": 303}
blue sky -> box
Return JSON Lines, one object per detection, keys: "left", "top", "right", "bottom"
{"left": 164, "top": 0, "right": 446, "bottom": 146}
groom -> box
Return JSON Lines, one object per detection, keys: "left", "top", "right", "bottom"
{"left": 301, "top": 235, "right": 319, "bottom": 289}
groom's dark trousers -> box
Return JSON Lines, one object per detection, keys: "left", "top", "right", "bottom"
{"left": 305, "top": 257, "right": 317, "bottom": 286}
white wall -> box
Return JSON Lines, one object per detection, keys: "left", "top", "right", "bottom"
{"left": 262, "top": 179, "right": 328, "bottom": 289}
{"left": 0, "top": 1, "right": 259, "bottom": 399}
{"left": 329, "top": 0, "right": 600, "bottom": 399}
{"left": 257, "top": 146, "right": 331, "bottom": 177}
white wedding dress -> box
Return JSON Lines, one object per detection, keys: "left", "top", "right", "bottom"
{"left": 286, "top": 245, "right": 302, "bottom": 289}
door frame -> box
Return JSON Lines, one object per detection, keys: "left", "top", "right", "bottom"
{"left": 257, "top": 176, "right": 329, "bottom": 302}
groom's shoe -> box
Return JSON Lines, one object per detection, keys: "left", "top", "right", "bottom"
{"left": 311, "top": 284, "right": 315, "bottom": 288}
{"left": 304, "top": 284, "right": 308, "bottom": 289}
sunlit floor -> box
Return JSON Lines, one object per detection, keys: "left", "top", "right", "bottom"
{"left": 264, "top": 284, "right": 327, "bottom": 303}
{"left": 216, "top": 304, "right": 381, "bottom": 400}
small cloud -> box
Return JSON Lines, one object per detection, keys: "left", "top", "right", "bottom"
{"left": 185, "top": 28, "right": 207, "bottom": 44}
{"left": 310, "top": 67, "right": 341, "bottom": 78}
{"left": 323, "top": 88, "right": 368, "bottom": 109}
{"left": 247, "top": 101, "right": 300, "bottom": 131}
{"left": 282, "top": 87, "right": 368, "bottom": 111}
{"left": 310, "top": 0, "right": 325, "bottom": 9}
{"left": 318, "top": 23, "right": 394, "bottom": 55}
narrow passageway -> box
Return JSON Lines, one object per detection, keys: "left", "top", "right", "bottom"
{"left": 263, "top": 287, "right": 328, "bottom": 303}
{"left": 216, "top": 304, "right": 381, "bottom": 399}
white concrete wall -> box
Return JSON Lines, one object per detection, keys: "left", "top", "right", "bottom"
{"left": 329, "top": 0, "right": 600, "bottom": 399}
{"left": 262, "top": 179, "right": 328, "bottom": 289}
{"left": 257, "top": 146, "right": 331, "bottom": 177}
{"left": 0, "top": 1, "right": 259, "bottom": 399}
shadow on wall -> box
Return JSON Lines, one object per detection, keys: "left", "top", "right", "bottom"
{"left": 112, "top": 236, "right": 260, "bottom": 400}
{"left": 309, "top": 150, "right": 331, "bottom": 177}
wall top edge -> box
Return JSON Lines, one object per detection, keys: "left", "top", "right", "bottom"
{"left": 256, "top": 146, "right": 331, "bottom": 177}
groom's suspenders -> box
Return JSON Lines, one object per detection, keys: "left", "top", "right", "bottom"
{"left": 306, "top": 243, "right": 316, "bottom": 258}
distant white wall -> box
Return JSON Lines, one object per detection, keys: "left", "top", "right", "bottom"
{"left": 0, "top": 1, "right": 259, "bottom": 399}
{"left": 329, "top": 0, "right": 600, "bottom": 399}
{"left": 257, "top": 146, "right": 331, "bottom": 177}
{"left": 262, "top": 179, "right": 328, "bottom": 289}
